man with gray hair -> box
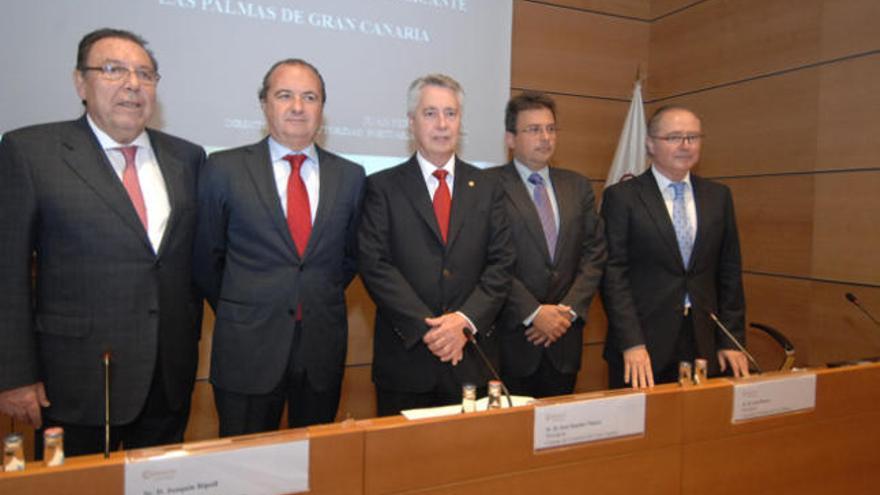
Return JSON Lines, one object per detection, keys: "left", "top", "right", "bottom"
{"left": 359, "top": 74, "right": 514, "bottom": 415}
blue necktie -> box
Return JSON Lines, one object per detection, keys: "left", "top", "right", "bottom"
{"left": 528, "top": 173, "right": 557, "bottom": 260}
{"left": 671, "top": 182, "right": 693, "bottom": 266}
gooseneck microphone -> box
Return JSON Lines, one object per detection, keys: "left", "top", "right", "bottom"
{"left": 845, "top": 292, "right": 880, "bottom": 328}
{"left": 706, "top": 312, "right": 763, "bottom": 374}
{"left": 462, "top": 328, "right": 513, "bottom": 408}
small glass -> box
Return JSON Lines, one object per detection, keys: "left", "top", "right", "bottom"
{"left": 487, "top": 380, "right": 503, "bottom": 409}
{"left": 694, "top": 359, "right": 708, "bottom": 385}
{"left": 43, "top": 427, "right": 65, "bottom": 467}
{"left": 461, "top": 383, "right": 477, "bottom": 413}
{"left": 678, "top": 361, "right": 693, "bottom": 386}
{"left": 3, "top": 433, "right": 25, "bottom": 472}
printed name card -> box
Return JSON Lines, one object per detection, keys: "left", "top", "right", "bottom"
{"left": 533, "top": 393, "right": 646, "bottom": 450}
{"left": 732, "top": 373, "right": 817, "bottom": 422}
{"left": 124, "top": 438, "right": 309, "bottom": 495}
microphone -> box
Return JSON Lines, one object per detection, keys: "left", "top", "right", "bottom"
{"left": 845, "top": 292, "right": 880, "bottom": 327}
{"left": 462, "top": 328, "right": 513, "bottom": 408}
{"left": 706, "top": 312, "right": 763, "bottom": 374}
{"left": 102, "top": 350, "right": 111, "bottom": 459}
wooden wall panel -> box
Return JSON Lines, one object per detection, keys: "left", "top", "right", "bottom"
{"left": 744, "top": 274, "right": 880, "bottom": 367}
{"left": 576, "top": 342, "right": 610, "bottom": 392}
{"left": 545, "top": 0, "right": 651, "bottom": 19}
{"left": 811, "top": 171, "right": 880, "bottom": 285}
{"left": 184, "top": 379, "right": 217, "bottom": 441}
{"left": 648, "top": 0, "right": 822, "bottom": 99}
{"left": 742, "top": 274, "right": 813, "bottom": 365}
{"left": 512, "top": 0, "right": 649, "bottom": 99}
{"left": 819, "top": 0, "right": 880, "bottom": 59}
{"left": 345, "top": 277, "right": 375, "bottom": 366}
{"left": 721, "top": 176, "right": 813, "bottom": 276}
{"left": 653, "top": 69, "right": 820, "bottom": 177}
{"left": 650, "top": 0, "right": 701, "bottom": 19}
{"left": 554, "top": 96, "right": 633, "bottom": 179}
{"left": 817, "top": 55, "right": 880, "bottom": 170}
{"left": 336, "top": 365, "right": 377, "bottom": 420}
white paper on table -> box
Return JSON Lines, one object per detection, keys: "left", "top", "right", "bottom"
{"left": 533, "top": 393, "right": 646, "bottom": 450}
{"left": 732, "top": 372, "right": 816, "bottom": 422}
{"left": 124, "top": 438, "right": 309, "bottom": 495}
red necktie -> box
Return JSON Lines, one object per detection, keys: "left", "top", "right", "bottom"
{"left": 119, "top": 146, "right": 148, "bottom": 230}
{"left": 432, "top": 169, "right": 450, "bottom": 244}
{"left": 283, "top": 154, "right": 311, "bottom": 257}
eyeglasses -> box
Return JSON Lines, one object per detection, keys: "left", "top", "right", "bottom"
{"left": 80, "top": 63, "right": 161, "bottom": 85}
{"left": 650, "top": 134, "right": 704, "bottom": 146}
{"left": 517, "top": 124, "right": 557, "bottom": 136}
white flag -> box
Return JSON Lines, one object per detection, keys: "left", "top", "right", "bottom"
{"left": 604, "top": 81, "right": 647, "bottom": 188}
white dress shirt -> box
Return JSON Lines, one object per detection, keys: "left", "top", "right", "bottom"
{"left": 87, "top": 114, "right": 169, "bottom": 253}
{"left": 269, "top": 137, "right": 320, "bottom": 222}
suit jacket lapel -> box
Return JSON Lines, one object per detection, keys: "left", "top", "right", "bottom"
{"left": 500, "top": 163, "right": 552, "bottom": 262}
{"left": 636, "top": 170, "right": 684, "bottom": 267}
{"left": 306, "top": 146, "right": 341, "bottom": 257}
{"left": 149, "top": 130, "right": 184, "bottom": 257}
{"left": 396, "top": 156, "right": 444, "bottom": 245}
{"left": 446, "top": 158, "right": 477, "bottom": 250}
{"left": 60, "top": 117, "right": 152, "bottom": 252}
{"left": 243, "top": 138, "right": 300, "bottom": 259}
{"left": 689, "top": 175, "right": 707, "bottom": 270}
{"left": 549, "top": 167, "right": 575, "bottom": 264}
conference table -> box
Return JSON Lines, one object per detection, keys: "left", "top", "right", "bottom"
{"left": 2, "top": 362, "right": 878, "bottom": 494}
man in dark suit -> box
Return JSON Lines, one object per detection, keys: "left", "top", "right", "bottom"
{"left": 358, "top": 74, "right": 514, "bottom": 415}
{"left": 490, "top": 93, "right": 606, "bottom": 398}
{"left": 601, "top": 105, "right": 749, "bottom": 389}
{"left": 193, "top": 59, "right": 364, "bottom": 435}
{"left": 0, "top": 29, "right": 204, "bottom": 455}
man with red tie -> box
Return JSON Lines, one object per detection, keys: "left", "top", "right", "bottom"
{"left": 193, "top": 59, "right": 365, "bottom": 434}
{"left": 0, "top": 28, "right": 204, "bottom": 455}
{"left": 358, "top": 74, "right": 514, "bottom": 415}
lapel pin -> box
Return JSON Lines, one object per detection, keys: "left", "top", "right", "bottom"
{"left": 468, "top": 180, "right": 475, "bottom": 187}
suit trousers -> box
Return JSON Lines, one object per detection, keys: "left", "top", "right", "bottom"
{"left": 36, "top": 358, "right": 190, "bottom": 458}
{"left": 214, "top": 321, "right": 342, "bottom": 436}
{"left": 502, "top": 352, "right": 577, "bottom": 399}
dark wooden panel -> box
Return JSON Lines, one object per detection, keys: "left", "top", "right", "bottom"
{"left": 576, "top": 342, "right": 610, "bottom": 392}
{"left": 817, "top": 54, "right": 880, "bottom": 171}
{"left": 647, "top": 67, "right": 820, "bottom": 177}
{"left": 512, "top": 1, "right": 649, "bottom": 99}
{"left": 820, "top": 0, "right": 880, "bottom": 59}
{"left": 651, "top": 0, "right": 702, "bottom": 19}
{"left": 721, "top": 175, "right": 814, "bottom": 277}
{"left": 808, "top": 282, "right": 880, "bottom": 365}
{"left": 546, "top": 0, "right": 651, "bottom": 18}
{"left": 811, "top": 170, "right": 880, "bottom": 285}
{"left": 649, "top": 0, "right": 822, "bottom": 100}
{"left": 554, "top": 95, "right": 634, "bottom": 179}
{"left": 742, "top": 274, "right": 813, "bottom": 366}
{"left": 184, "top": 379, "right": 217, "bottom": 442}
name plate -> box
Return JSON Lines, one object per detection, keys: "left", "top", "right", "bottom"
{"left": 124, "top": 438, "right": 309, "bottom": 495}
{"left": 732, "top": 373, "right": 816, "bottom": 422}
{"left": 533, "top": 393, "right": 646, "bottom": 450}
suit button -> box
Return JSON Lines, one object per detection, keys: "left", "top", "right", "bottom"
{"left": 148, "top": 309, "right": 158, "bottom": 315}
{"left": 154, "top": 260, "right": 162, "bottom": 269}
{"left": 288, "top": 309, "right": 296, "bottom": 316}
{"left": 442, "top": 269, "right": 451, "bottom": 278}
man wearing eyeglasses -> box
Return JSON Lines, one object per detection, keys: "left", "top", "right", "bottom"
{"left": 0, "top": 29, "right": 204, "bottom": 455}
{"left": 489, "top": 92, "right": 606, "bottom": 398}
{"left": 193, "top": 59, "right": 365, "bottom": 434}
{"left": 601, "top": 105, "right": 748, "bottom": 389}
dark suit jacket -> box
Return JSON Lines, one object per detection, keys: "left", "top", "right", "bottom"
{"left": 0, "top": 117, "right": 204, "bottom": 426}
{"left": 193, "top": 139, "right": 364, "bottom": 395}
{"left": 358, "top": 156, "right": 514, "bottom": 393}
{"left": 490, "top": 163, "right": 606, "bottom": 377}
{"left": 600, "top": 168, "right": 745, "bottom": 376}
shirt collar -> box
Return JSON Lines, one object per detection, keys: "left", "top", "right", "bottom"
{"left": 651, "top": 165, "right": 691, "bottom": 193}
{"left": 86, "top": 113, "right": 150, "bottom": 150}
{"left": 513, "top": 159, "right": 550, "bottom": 186}
{"left": 417, "top": 151, "right": 456, "bottom": 181}
{"left": 268, "top": 136, "right": 318, "bottom": 165}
